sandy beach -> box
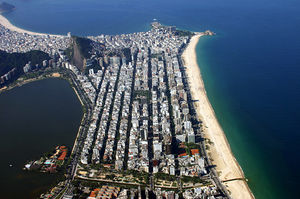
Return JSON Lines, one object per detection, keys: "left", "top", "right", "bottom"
{"left": 182, "top": 34, "right": 254, "bottom": 199}
{"left": 0, "top": 14, "right": 63, "bottom": 37}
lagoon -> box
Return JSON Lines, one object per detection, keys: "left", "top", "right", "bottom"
{"left": 0, "top": 78, "right": 82, "bottom": 198}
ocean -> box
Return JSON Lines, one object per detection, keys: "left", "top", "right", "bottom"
{"left": 2, "top": 0, "right": 300, "bottom": 198}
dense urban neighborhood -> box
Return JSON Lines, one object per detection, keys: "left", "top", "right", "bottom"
{"left": 0, "top": 21, "right": 227, "bottom": 199}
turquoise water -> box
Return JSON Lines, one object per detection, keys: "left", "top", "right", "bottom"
{"left": 196, "top": 37, "right": 283, "bottom": 198}
{"left": 2, "top": 0, "right": 300, "bottom": 198}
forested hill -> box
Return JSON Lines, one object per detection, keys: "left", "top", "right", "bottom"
{"left": 0, "top": 50, "right": 50, "bottom": 76}
{"left": 64, "top": 36, "right": 93, "bottom": 72}
{"left": 0, "top": 50, "right": 50, "bottom": 88}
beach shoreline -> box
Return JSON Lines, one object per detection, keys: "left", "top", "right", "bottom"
{"left": 182, "top": 34, "right": 254, "bottom": 199}
{"left": 0, "top": 72, "right": 63, "bottom": 94}
{"left": 0, "top": 14, "right": 63, "bottom": 37}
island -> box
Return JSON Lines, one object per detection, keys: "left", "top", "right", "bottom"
{"left": 0, "top": 2, "right": 15, "bottom": 13}
{"left": 0, "top": 14, "right": 254, "bottom": 199}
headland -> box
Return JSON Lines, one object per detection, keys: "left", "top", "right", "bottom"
{"left": 0, "top": 2, "right": 15, "bottom": 13}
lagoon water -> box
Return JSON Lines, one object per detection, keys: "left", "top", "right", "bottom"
{"left": 2, "top": 0, "right": 300, "bottom": 198}
{"left": 0, "top": 78, "right": 82, "bottom": 198}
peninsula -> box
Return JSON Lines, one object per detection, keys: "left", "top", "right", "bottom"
{"left": 0, "top": 14, "right": 254, "bottom": 199}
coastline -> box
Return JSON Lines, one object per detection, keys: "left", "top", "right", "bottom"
{"left": 0, "top": 14, "right": 64, "bottom": 37}
{"left": 182, "top": 34, "right": 254, "bottom": 199}
{"left": 0, "top": 73, "right": 61, "bottom": 94}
